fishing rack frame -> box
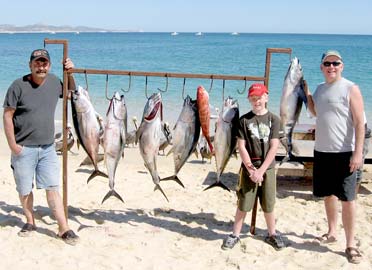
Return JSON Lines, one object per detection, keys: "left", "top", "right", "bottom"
{"left": 44, "top": 38, "right": 292, "bottom": 219}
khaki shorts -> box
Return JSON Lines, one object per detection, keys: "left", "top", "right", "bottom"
{"left": 236, "top": 167, "right": 276, "bottom": 213}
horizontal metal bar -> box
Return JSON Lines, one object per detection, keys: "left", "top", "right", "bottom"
{"left": 68, "top": 68, "right": 265, "bottom": 82}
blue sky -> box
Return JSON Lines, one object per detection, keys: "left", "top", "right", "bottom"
{"left": 1, "top": 0, "right": 372, "bottom": 34}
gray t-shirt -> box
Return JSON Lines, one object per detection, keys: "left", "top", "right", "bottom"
{"left": 3, "top": 73, "right": 62, "bottom": 145}
{"left": 313, "top": 77, "right": 355, "bottom": 152}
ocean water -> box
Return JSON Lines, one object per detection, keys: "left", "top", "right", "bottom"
{"left": 1, "top": 32, "right": 372, "bottom": 130}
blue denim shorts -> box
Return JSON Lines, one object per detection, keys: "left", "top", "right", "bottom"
{"left": 11, "top": 144, "right": 60, "bottom": 196}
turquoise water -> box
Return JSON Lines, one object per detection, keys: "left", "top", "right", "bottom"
{"left": 1, "top": 32, "right": 371, "bottom": 128}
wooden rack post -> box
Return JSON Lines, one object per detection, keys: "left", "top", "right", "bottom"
{"left": 44, "top": 38, "right": 70, "bottom": 220}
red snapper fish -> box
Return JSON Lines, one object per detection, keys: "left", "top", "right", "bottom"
{"left": 196, "top": 85, "right": 214, "bottom": 153}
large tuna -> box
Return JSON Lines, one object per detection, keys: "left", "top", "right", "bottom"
{"left": 205, "top": 97, "right": 239, "bottom": 191}
{"left": 136, "top": 93, "right": 169, "bottom": 201}
{"left": 71, "top": 86, "right": 108, "bottom": 182}
{"left": 162, "top": 95, "right": 200, "bottom": 186}
{"left": 280, "top": 57, "right": 307, "bottom": 163}
{"left": 102, "top": 92, "right": 127, "bottom": 204}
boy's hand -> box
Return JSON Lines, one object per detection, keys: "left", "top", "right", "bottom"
{"left": 250, "top": 169, "right": 264, "bottom": 185}
{"left": 247, "top": 164, "right": 263, "bottom": 184}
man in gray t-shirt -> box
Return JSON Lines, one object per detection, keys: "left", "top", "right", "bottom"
{"left": 3, "top": 48, "right": 79, "bottom": 245}
{"left": 304, "top": 50, "right": 364, "bottom": 264}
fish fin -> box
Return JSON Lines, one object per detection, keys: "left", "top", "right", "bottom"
{"left": 166, "top": 147, "right": 174, "bottom": 157}
{"left": 203, "top": 181, "right": 230, "bottom": 192}
{"left": 160, "top": 175, "right": 185, "bottom": 188}
{"left": 120, "top": 127, "right": 126, "bottom": 145}
{"left": 79, "top": 155, "right": 93, "bottom": 167}
{"left": 87, "top": 170, "right": 108, "bottom": 183}
{"left": 154, "top": 184, "right": 169, "bottom": 202}
{"left": 101, "top": 189, "right": 125, "bottom": 204}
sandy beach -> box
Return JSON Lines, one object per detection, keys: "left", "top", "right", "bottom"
{"left": 0, "top": 129, "right": 371, "bottom": 270}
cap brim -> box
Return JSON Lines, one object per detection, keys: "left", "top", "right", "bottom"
{"left": 32, "top": 56, "right": 49, "bottom": 61}
{"left": 322, "top": 54, "right": 342, "bottom": 62}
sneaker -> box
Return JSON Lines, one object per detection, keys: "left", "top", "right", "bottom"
{"left": 265, "top": 234, "right": 285, "bottom": 250}
{"left": 221, "top": 234, "right": 240, "bottom": 250}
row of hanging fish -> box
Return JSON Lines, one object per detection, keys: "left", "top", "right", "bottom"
{"left": 66, "top": 55, "right": 307, "bottom": 204}
{"left": 69, "top": 84, "right": 242, "bottom": 203}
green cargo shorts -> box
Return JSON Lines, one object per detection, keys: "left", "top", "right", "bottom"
{"left": 236, "top": 167, "right": 276, "bottom": 213}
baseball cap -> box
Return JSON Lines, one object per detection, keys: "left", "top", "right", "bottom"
{"left": 30, "top": 49, "right": 50, "bottom": 62}
{"left": 248, "top": 83, "right": 268, "bottom": 97}
{"left": 321, "top": 50, "right": 342, "bottom": 63}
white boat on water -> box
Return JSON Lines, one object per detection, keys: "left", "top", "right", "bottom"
{"left": 171, "top": 32, "right": 179, "bottom": 36}
{"left": 231, "top": 32, "right": 239, "bottom": 35}
{"left": 195, "top": 32, "right": 202, "bottom": 36}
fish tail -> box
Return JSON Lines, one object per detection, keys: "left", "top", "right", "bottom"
{"left": 87, "top": 170, "right": 108, "bottom": 183}
{"left": 203, "top": 181, "right": 230, "bottom": 192}
{"left": 101, "top": 189, "right": 125, "bottom": 204}
{"left": 160, "top": 175, "right": 185, "bottom": 188}
{"left": 154, "top": 184, "right": 169, "bottom": 202}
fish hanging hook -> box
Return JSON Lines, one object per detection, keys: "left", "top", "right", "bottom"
{"left": 121, "top": 72, "right": 132, "bottom": 93}
{"left": 157, "top": 74, "right": 169, "bottom": 93}
{"left": 84, "top": 70, "right": 89, "bottom": 91}
{"left": 182, "top": 78, "right": 187, "bottom": 99}
{"left": 208, "top": 76, "right": 214, "bottom": 93}
{"left": 145, "top": 76, "right": 149, "bottom": 98}
{"left": 237, "top": 78, "right": 247, "bottom": 95}
{"left": 105, "top": 74, "right": 111, "bottom": 100}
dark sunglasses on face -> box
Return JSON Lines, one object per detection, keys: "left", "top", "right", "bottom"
{"left": 323, "top": 61, "right": 341, "bottom": 67}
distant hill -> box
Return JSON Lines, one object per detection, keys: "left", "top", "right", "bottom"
{"left": 0, "top": 23, "right": 131, "bottom": 33}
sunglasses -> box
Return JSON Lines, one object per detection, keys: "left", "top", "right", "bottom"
{"left": 323, "top": 61, "right": 342, "bottom": 67}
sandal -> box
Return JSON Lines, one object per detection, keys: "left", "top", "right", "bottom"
{"left": 314, "top": 233, "right": 337, "bottom": 244}
{"left": 18, "top": 223, "right": 36, "bottom": 237}
{"left": 345, "top": 247, "right": 362, "bottom": 264}
{"left": 57, "top": 230, "right": 79, "bottom": 246}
